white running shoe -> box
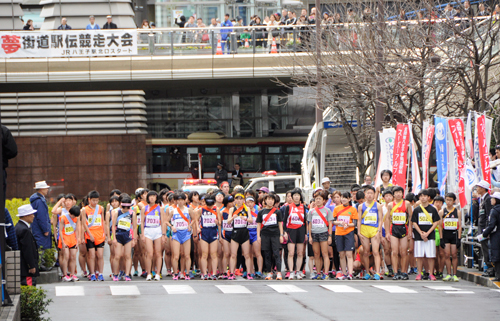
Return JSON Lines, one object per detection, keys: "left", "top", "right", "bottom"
{"left": 309, "top": 272, "right": 316, "bottom": 280}
{"left": 289, "top": 271, "right": 295, "bottom": 280}
{"left": 62, "top": 275, "right": 72, "bottom": 282}
{"left": 146, "top": 274, "right": 152, "bottom": 281}
{"left": 154, "top": 274, "right": 161, "bottom": 281}
{"left": 298, "top": 271, "right": 305, "bottom": 279}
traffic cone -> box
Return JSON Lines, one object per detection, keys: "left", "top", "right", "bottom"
{"left": 245, "top": 38, "right": 249, "bottom": 48}
{"left": 216, "top": 38, "right": 223, "bottom": 55}
{"left": 271, "top": 37, "right": 278, "bottom": 54}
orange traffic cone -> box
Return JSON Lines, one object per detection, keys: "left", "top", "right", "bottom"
{"left": 245, "top": 38, "right": 249, "bottom": 48}
{"left": 270, "top": 37, "right": 278, "bottom": 54}
{"left": 216, "top": 38, "right": 223, "bottom": 55}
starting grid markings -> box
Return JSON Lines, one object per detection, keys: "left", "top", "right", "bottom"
{"left": 54, "top": 284, "right": 478, "bottom": 297}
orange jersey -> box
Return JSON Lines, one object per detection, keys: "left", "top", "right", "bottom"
{"left": 84, "top": 205, "right": 105, "bottom": 245}
{"left": 60, "top": 214, "right": 78, "bottom": 248}
{"left": 334, "top": 205, "right": 358, "bottom": 236}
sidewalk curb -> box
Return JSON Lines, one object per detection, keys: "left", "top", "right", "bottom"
{"left": 457, "top": 267, "right": 500, "bottom": 289}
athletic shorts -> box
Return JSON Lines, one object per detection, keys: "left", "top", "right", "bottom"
{"left": 115, "top": 230, "right": 132, "bottom": 246}
{"left": 442, "top": 230, "right": 458, "bottom": 245}
{"left": 435, "top": 229, "right": 441, "bottom": 247}
{"left": 414, "top": 240, "right": 436, "bottom": 258}
{"left": 166, "top": 226, "right": 172, "bottom": 238}
{"left": 287, "top": 225, "right": 306, "bottom": 244}
{"left": 222, "top": 230, "right": 232, "bottom": 242}
{"left": 144, "top": 226, "right": 162, "bottom": 241}
{"left": 200, "top": 227, "right": 218, "bottom": 244}
{"left": 86, "top": 239, "right": 105, "bottom": 250}
{"left": 172, "top": 229, "right": 191, "bottom": 244}
{"left": 391, "top": 225, "right": 408, "bottom": 239}
{"left": 137, "top": 225, "right": 142, "bottom": 235}
{"left": 360, "top": 225, "right": 378, "bottom": 239}
{"left": 261, "top": 234, "right": 280, "bottom": 251}
{"left": 248, "top": 229, "right": 258, "bottom": 245}
{"left": 312, "top": 231, "right": 329, "bottom": 243}
{"left": 231, "top": 228, "right": 250, "bottom": 245}
{"left": 382, "top": 227, "right": 386, "bottom": 238}
{"left": 335, "top": 232, "right": 355, "bottom": 252}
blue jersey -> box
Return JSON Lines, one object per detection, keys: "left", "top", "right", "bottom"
{"left": 361, "top": 202, "right": 379, "bottom": 228}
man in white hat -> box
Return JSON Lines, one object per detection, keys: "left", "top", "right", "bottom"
{"left": 102, "top": 15, "right": 117, "bottom": 29}
{"left": 321, "top": 177, "right": 336, "bottom": 193}
{"left": 15, "top": 204, "right": 40, "bottom": 286}
{"left": 475, "top": 179, "right": 494, "bottom": 277}
{"left": 29, "top": 181, "right": 52, "bottom": 270}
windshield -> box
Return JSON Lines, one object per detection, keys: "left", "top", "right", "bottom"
{"left": 181, "top": 185, "right": 215, "bottom": 194}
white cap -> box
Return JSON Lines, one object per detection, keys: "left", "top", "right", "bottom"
{"left": 321, "top": 177, "right": 330, "bottom": 184}
{"left": 313, "top": 187, "right": 323, "bottom": 194}
{"left": 17, "top": 204, "right": 36, "bottom": 217}
{"left": 106, "top": 15, "right": 112, "bottom": 18}
{"left": 492, "top": 192, "right": 500, "bottom": 200}
{"left": 475, "top": 180, "right": 490, "bottom": 190}
{"left": 33, "top": 181, "right": 50, "bottom": 189}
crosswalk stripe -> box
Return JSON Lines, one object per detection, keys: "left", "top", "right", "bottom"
{"left": 163, "top": 285, "right": 196, "bottom": 294}
{"left": 268, "top": 284, "right": 307, "bottom": 293}
{"left": 445, "top": 291, "right": 474, "bottom": 294}
{"left": 110, "top": 285, "right": 140, "bottom": 296}
{"left": 372, "top": 285, "right": 417, "bottom": 293}
{"left": 216, "top": 285, "right": 252, "bottom": 294}
{"left": 320, "top": 284, "right": 362, "bottom": 293}
{"left": 424, "top": 286, "right": 461, "bottom": 291}
{"left": 55, "top": 286, "right": 85, "bottom": 296}
{"left": 491, "top": 289, "right": 500, "bottom": 293}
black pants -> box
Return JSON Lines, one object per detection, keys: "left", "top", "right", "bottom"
{"left": 481, "top": 239, "right": 492, "bottom": 268}
{"left": 262, "top": 235, "right": 281, "bottom": 272}
{"left": 331, "top": 234, "right": 340, "bottom": 271}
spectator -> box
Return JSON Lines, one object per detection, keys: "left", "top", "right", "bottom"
{"left": 333, "top": 12, "right": 342, "bottom": 23}
{"left": 2, "top": 125, "right": 17, "bottom": 200}
{"left": 281, "top": 9, "right": 289, "bottom": 23}
{"left": 463, "top": 1, "right": 475, "bottom": 17}
{"left": 175, "top": 15, "right": 186, "bottom": 28}
{"left": 321, "top": 177, "right": 336, "bottom": 193}
{"left": 267, "top": 13, "right": 280, "bottom": 50}
{"left": 231, "top": 163, "right": 244, "bottom": 186}
{"left": 221, "top": 14, "right": 233, "bottom": 54}
{"left": 347, "top": 8, "right": 359, "bottom": 23}
{"left": 29, "top": 181, "right": 52, "bottom": 270}
{"left": 477, "top": 3, "right": 488, "bottom": 16}
{"left": 208, "top": 18, "right": 220, "bottom": 47}
{"left": 249, "top": 15, "right": 257, "bottom": 26}
{"left": 254, "top": 16, "right": 266, "bottom": 47}
{"left": 151, "top": 22, "right": 156, "bottom": 28}
{"left": 235, "top": 16, "right": 244, "bottom": 27}
{"left": 480, "top": 192, "right": 500, "bottom": 281}
{"left": 5, "top": 208, "right": 18, "bottom": 251}
{"left": 442, "top": 4, "right": 457, "bottom": 19}
{"left": 15, "top": 204, "right": 40, "bottom": 286}
{"left": 190, "top": 165, "right": 203, "bottom": 179}
{"left": 475, "top": 180, "right": 494, "bottom": 277}
{"left": 196, "top": 18, "right": 207, "bottom": 43}
{"left": 185, "top": 16, "right": 197, "bottom": 43}
{"left": 142, "top": 19, "right": 150, "bottom": 28}
{"left": 363, "top": 8, "right": 374, "bottom": 22}
{"left": 286, "top": 11, "right": 297, "bottom": 26}
{"left": 362, "top": 175, "right": 373, "bottom": 187}
{"left": 57, "top": 17, "right": 71, "bottom": 30}
{"left": 23, "top": 19, "right": 34, "bottom": 30}
{"left": 214, "top": 163, "right": 228, "bottom": 186}
{"left": 308, "top": 7, "right": 316, "bottom": 24}
{"left": 86, "top": 15, "right": 100, "bottom": 30}
{"left": 102, "top": 15, "right": 117, "bottom": 29}
{"left": 240, "top": 28, "right": 251, "bottom": 47}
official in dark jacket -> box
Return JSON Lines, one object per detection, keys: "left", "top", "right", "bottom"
{"left": 2, "top": 124, "right": 17, "bottom": 199}
{"left": 214, "top": 163, "right": 228, "bottom": 186}
{"left": 29, "top": 181, "right": 52, "bottom": 251}
{"left": 231, "top": 163, "right": 244, "bottom": 186}
{"left": 475, "top": 180, "right": 494, "bottom": 276}
{"left": 102, "top": 15, "right": 118, "bottom": 29}
{"left": 480, "top": 192, "right": 500, "bottom": 281}
{"left": 15, "top": 204, "right": 40, "bottom": 286}
{"left": 5, "top": 208, "right": 18, "bottom": 251}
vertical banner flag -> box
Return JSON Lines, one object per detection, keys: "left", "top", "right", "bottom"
{"left": 486, "top": 114, "right": 493, "bottom": 150}
{"left": 448, "top": 119, "right": 467, "bottom": 207}
{"left": 465, "top": 112, "right": 473, "bottom": 159}
{"left": 448, "top": 123, "right": 459, "bottom": 194}
{"left": 392, "top": 124, "right": 410, "bottom": 188}
{"left": 375, "top": 128, "right": 396, "bottom": 187}
{"left": 474, "top": 112, "right": 483, "bottom": 181}
{"left": 476, "top": 113, "right": 491, "bottom": 187}
{"left": 421, "top": 121, "right": 435, "bottom": 189}
{"left": 408, "top": 122, "right": 422, "bottom": 194}
{"left": 434, "top": 117, "right": 448, "bottom": 195}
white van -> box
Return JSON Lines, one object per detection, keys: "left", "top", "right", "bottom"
{"left": 244, "top": 171, "right": 302, "bottom": 203}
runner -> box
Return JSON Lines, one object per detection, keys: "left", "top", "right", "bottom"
{"left": 111, "top": 194, "right": 137, "bottom": 281}
{"left": 326, "top": 191, "right": 341, "bottom": 279}
{"left": 282, "top": 188, "right": 307, "bottom": 280}
{"left": 357, "top": 185, "right": 383, "bottom": 280}
{"left": 385, "top": 186, "right": 412, "bottom": 280}
{"left": 381, "top": 189, "right": 394, "bottom": 277}
{"left": 52, "top": 194, "right": 66, "bottom": 277}
{"left": 106, "top": 195, "right": 120, "bottom": 278}
{"left": 78, "top": 196, "right": 89, "bottom": 279}
{"left": 58, "top": 206, "right": 81, "bottom": 282}
{"left": 226, "top": 193, "right": 255, "bottom": 280}
{"left": 220, "top": 195, "right": 234, "bottom": 279}
{"left": 133, "top": 188, "right": 148, "bottom": 277}
{"left": 52, "top": 194, "right": 77, "bottom": 278}
{"left": 375, "top": 169, "right": 393, "bottom": 202}
{"left": 439, "top": 193, "right": 461, "bottom": 282}
{"left": 256, "top": 194, "right": 284, "bottom": 281}
{"left": 166, "top": 193, "right": 196, "bottom": 280}
{"left": 141, "top": 191, "right": 164, "bottom": 281}
{"left": 333, "top": 192, "right": 358, "bottom": 280}
{"left": 162, "top": 191, "right": 175, "bottom": 276}
{"left": 198, "top": 195, "right": 220, "bottom": 280}
{"left": 308, "top": 190, "right": 333, "bottom": 280}
{"left": 246, "top": 196, "right": 263, "bottom": 279}
{"left": 81, "top": 190, "right": 106, "bottom": 281}
{"left": 433, "top": 194, "right": 445, "bottom": 279}
{"left": 405, "top": 193, "right": 418, "bottom": 274}
{"left": 412, "top": 189, "right": 440, "bottom": 281}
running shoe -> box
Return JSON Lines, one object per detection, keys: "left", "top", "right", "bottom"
{"left": 285, "top": 271, "right": 290, "bottom": 279}
{"left": 180, "top": 273, "right": 185, "bottom": 280}
{"left": 288, "top": 271, "right": 295, "bottom": 280}
{"left": 141, "top": 271, "right": 147, "bottom": 278}
{"left": 201, "top": 275, "right": 206, "bottom": 280}
{"left": 443, "top": 275, "right": 452, "bottom": 282}
{"left": 133, "top": 270, "right": 139, "bottom": 277}
{"left": 125, "top": 276, "right": 132, "bottom": 281}
{"left": 346, "top": 274, "right": 353, "bottom": 280}
{"left": 402, "top": 273, "right": 409, "bottom": 280}
{"left": 265, "top": 273, "right": 273, "bottom": 280}
{"left": 453, "top": 275, "right": 459, "bottom": 282}
{"left": 71, "top": 275, "right": 79, "bottom": 281}
{"left": 118, "top": 271, "right": 125, "bottom": 280}
{"left": 255, "top": 272, "right": 263, "bottom": 279}
{"left": 312, "top": 273, "right": 321, "bottom": 280}
{"left": 423, "top": 272, "right": 429, "bottom": 280}
{"left": 429, "top": 274, "right": 437, "bottom": 281}
{"left": 276, "top": 272, "right": 282, "bottom": 280}
{"left": 211, "top": 275, "right": 218, "bottom": 281}
{"left": 228, "top": 274, "right": 235, "bottom": 280}
{"left": 363, "top": 273, "right": 372, "bottom": 280}
{"left": 90, "top": 274, "right": 97, "bottom": 282}
{"left": 146, "top": 274, "right": 152, "bottom": 281}
{"left": 336, "top": 273, "right": 346, "bottom": 280}
{"left": 310, "top": 272, "right": 317, "bottom": 280}
{"left": 152, "top": 271, "right": 156, "bottom": 278}
{"left": 165, "top": 269, "right": 172, "bottom": 277}
{"left": 387, "top": 266, "right": 394, "bottom": 277}
{"left": 172, "top": 274, "right": 179, "bottom": 280}
{"left": 235, "top": 269, "right": 243, "bottom": 276}
{"left": 218, "top": 274, "right": 228, "bottom": 280}
{"left": 97, "top": 274, "right": 104, "bottom": 281}
{"left": 185, "top": 275, "right": 190, "bottom": 281}
{"left": 189, "top": 271, "right": 197, "bottom": 279}
{"left": 113, "top": 275, "right": 119, "bottom": 282}
{"left": 296, "top": 272, "right": 303, "bottom": 280}
{"left": 415, "top": 274, "right": 422, "bottom": 281}
{"left": 302, "top": 269, "right": 306, "bottom": 276}
{"left": 247, "top": 274, "right": 254, "bottom": 280}
{"left": 242, "top": 272, "right": 248, "bottom": 279}
{"left": 436, "top": 272, "right": 443, "bottom": 280}
{"left": 154, "top": 274, "right": 161, "bottom": 281}
{"left": 62, "top": 275, "right": 72, "bottom": 282}
{"left": 321, "top": 273, "right": 329, "bottom": 280}
{"left": 412, "top": 267, "right": 418, "bottom": 274}
{"left": 373, "top": 273, "right": 381, "bottom": 280}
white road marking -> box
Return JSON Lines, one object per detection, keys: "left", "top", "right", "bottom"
{"left": 445, "top": 291, "right": 474, "bottom": 294}
{"left": 163, "top": 285, "right": 196, "bottom": 294}
{"left": 372, "top": 285, "right": 417, "bottom": 293}
{"left": 55, "top": 286, "right": 84, "bottom": 296}
{"left": 216, "top": 285, "right": 252, "bottom": 294}
{"left": 268, "top": 284, "right": 307, "bottom": 293}
{"left": 110, "top": 286, "right": 140, "bottom": 296}
{"left": 320, "top": 284, "right": 362, "bottom": 293}
{"left": 424, "top": 286, "right": 461, "bottom": 291}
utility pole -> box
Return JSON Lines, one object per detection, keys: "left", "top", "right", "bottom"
{"left": 374, "top": 0, "right": 385, "bottom": 168}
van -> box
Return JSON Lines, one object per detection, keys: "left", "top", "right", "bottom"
{"left": 244, "top": 171, "right": 302, "bottom": 203}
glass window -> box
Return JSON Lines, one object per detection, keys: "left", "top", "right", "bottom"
{"left": 274, "top": 179, "right": 297, "bottom": 194}
{"left": 286, "top": 146, "right": 302, "bottom": 153}
{"left": 204, "top": 147, "right": 220, "bottom": 154}
{"left": 225, "top": 154, "right": 262, "bottom": 172}
{"left": 249, "top": 180, "right": 269, "bottom": 191}
{"left": 268, "top": 146, "right": 281, "bottom": 154}
{"left": 186, "top": 147, "right": 198, "bottom": 154}
{"left": 152, "top": 146, "right": 188, "bottom": 172}
{"left": 265, "top": 154, "right": 301, "bottom": 173}
{"left": 224, "top": 146, "right": 243, "bottom": 153}
{"left": 245, "top": 146, "right": 261, "bottom": 153}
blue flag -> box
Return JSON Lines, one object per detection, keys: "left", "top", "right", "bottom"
{"left": 434, "top": 117, "right": 448, "bottom": 195}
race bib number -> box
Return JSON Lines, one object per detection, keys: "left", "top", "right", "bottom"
{"left": 234, "top": 217, "right": 247, "bottom": 228}
{"left": 338, "top": 215, "right": 350, "bottom": 225}
{"left": 312, "top": 218, "right": 326, "bottom": 228}
{"left": 88, "top": 215, "right": 102, "bottom": 227}
{"left": 418, "top": 212, "right": 432, "bottom": 225}
{"left": 247, "top": 220, "right": 257, "bottom": 229}
{"left": 64, "top": 225, "right": 74, "bottom": 235}
{"left": 146, "top": 216, "right": 160, "bottom": 227}
{"left": 363, "top": 215, "right": 377, "bottom": 225}
{"left": 290, "top": 214, "right": 303, "bottom": 225}
{"left": 223, "top": 220, "right": 233, "bottom": 231}
{"left": 202, "top": 215, "right": 217, "bottom": 227}
{"left": 264, "top": 215, "right": 277, "bottom": 226}
{"left": 118, "top": 218, "right": 131, "bottom": 230}
{"left": 137, "top": 215, "right": 141, "bottom": 225}
{"left": 174, "top": 218, "right": 189, "bottom": 230}
{"left": 444, "top": 218, "right": 458, "bottom": 230}
{"left": 392, "top": 213, "right": 406, "bottom": 225}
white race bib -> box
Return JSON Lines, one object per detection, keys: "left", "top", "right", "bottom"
{"left": 64, "top": 224, "right": 74, "bottom": 235}
{"left": 444, "top": 218, "right": 458, "bottom": 230}
{"left": 118, "top": 218, "right": 131, "bottom": 230}
{"left": 338, "top": 215, "right": 350, "bottom": 224}
{"left": 392, "top": 213, "right": 406, "bottom": 225}
{"left": 174, "top": 218, "right": 189, "bottom": 230}
{"left": 233, "top": 217, "right": 247, "bottom": 228}
{"left": 202, "top": 215, "right": 217, "bottom": 228}
{"left": 264, "top": 214, "right": 277, "bottom": 226}
{"left": 88, "top": 215, "right": 102, "bottom": 227}
{"left": 290, "top": 214, "right": 303, "bottom": 225}
{"left": 223, "top": 220, "right": 233, "bottom": 231}
{"left": 418, "top": 212, "right": 432, "bottom": 225}
{"left": 145, "top": 215, "right": 160, "bottom": 228}
{"left": 312, "top": 217, "right": 326, "bottom": 228}
{"left": 363, "top": 215, "right": 377, "bottom": 225}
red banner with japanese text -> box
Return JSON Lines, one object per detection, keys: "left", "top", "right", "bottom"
{"left": 392, "top": 124, "right": 410, "bottom": 188}
{"left": 476, "top": 114, "right": 491, "bottom": 189}
{"left": 448, "top": 119, "right": 467, "bottom": 207}
{"left": 421, "top": 123, "right": 435, "bottom": 189}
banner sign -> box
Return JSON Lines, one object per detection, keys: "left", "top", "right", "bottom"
{"left": 375, "top": 128, "right": 396, "bottom": 187}
{"left": 0, "top": 30, "right": 137, "bottom": 58}
{"left": 448, "top": 122, "right": 459, "bottom": 195}
{"left": 434, "top": 117, "right": 448, "bottom": 195}
{"left": 392, "top": 124, "right": 410, "bottom": 188}
{"left": 408, "top": 122, "right": 421, "bottom": 194}
{"left": 476, "top": 113, "right": 491, "bottom": 187}
{"left": 421, "top": 121, "right": 435, "bottom": 189}
{"left": 449, "top": 119, "right": 467, "bottom": 207}
{"left": 465, "top": 112, "right": 473, "bottom": 159}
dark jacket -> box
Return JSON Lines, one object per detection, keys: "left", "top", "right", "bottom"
{"left": 2, "top": 125, "right": 17, "bottom": 170}
{"left": 15, "top": 220, "right": 40, "bottom": 278}
{"left": 214, "top": 168, "right": 228, "bottom": 186}
{"left": 483, "top": 203, "right": 500, "bottom": 262}
{"left": 57, "top": 24, "right": 72, "bottom": 30}
{"left": 479, "top": 193, "right": 492, "bottom": 233}
{"left": 231, "top": 169, "right": 244, "bottom": 185}
{"left": 29, "top": 193, "right": 52, "bottom": 249}
{"left": 5, "top": 209, "right": 18, "bottom": 250}
{"left": 102, "top": 22, "right": 118, "bottom": 29}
